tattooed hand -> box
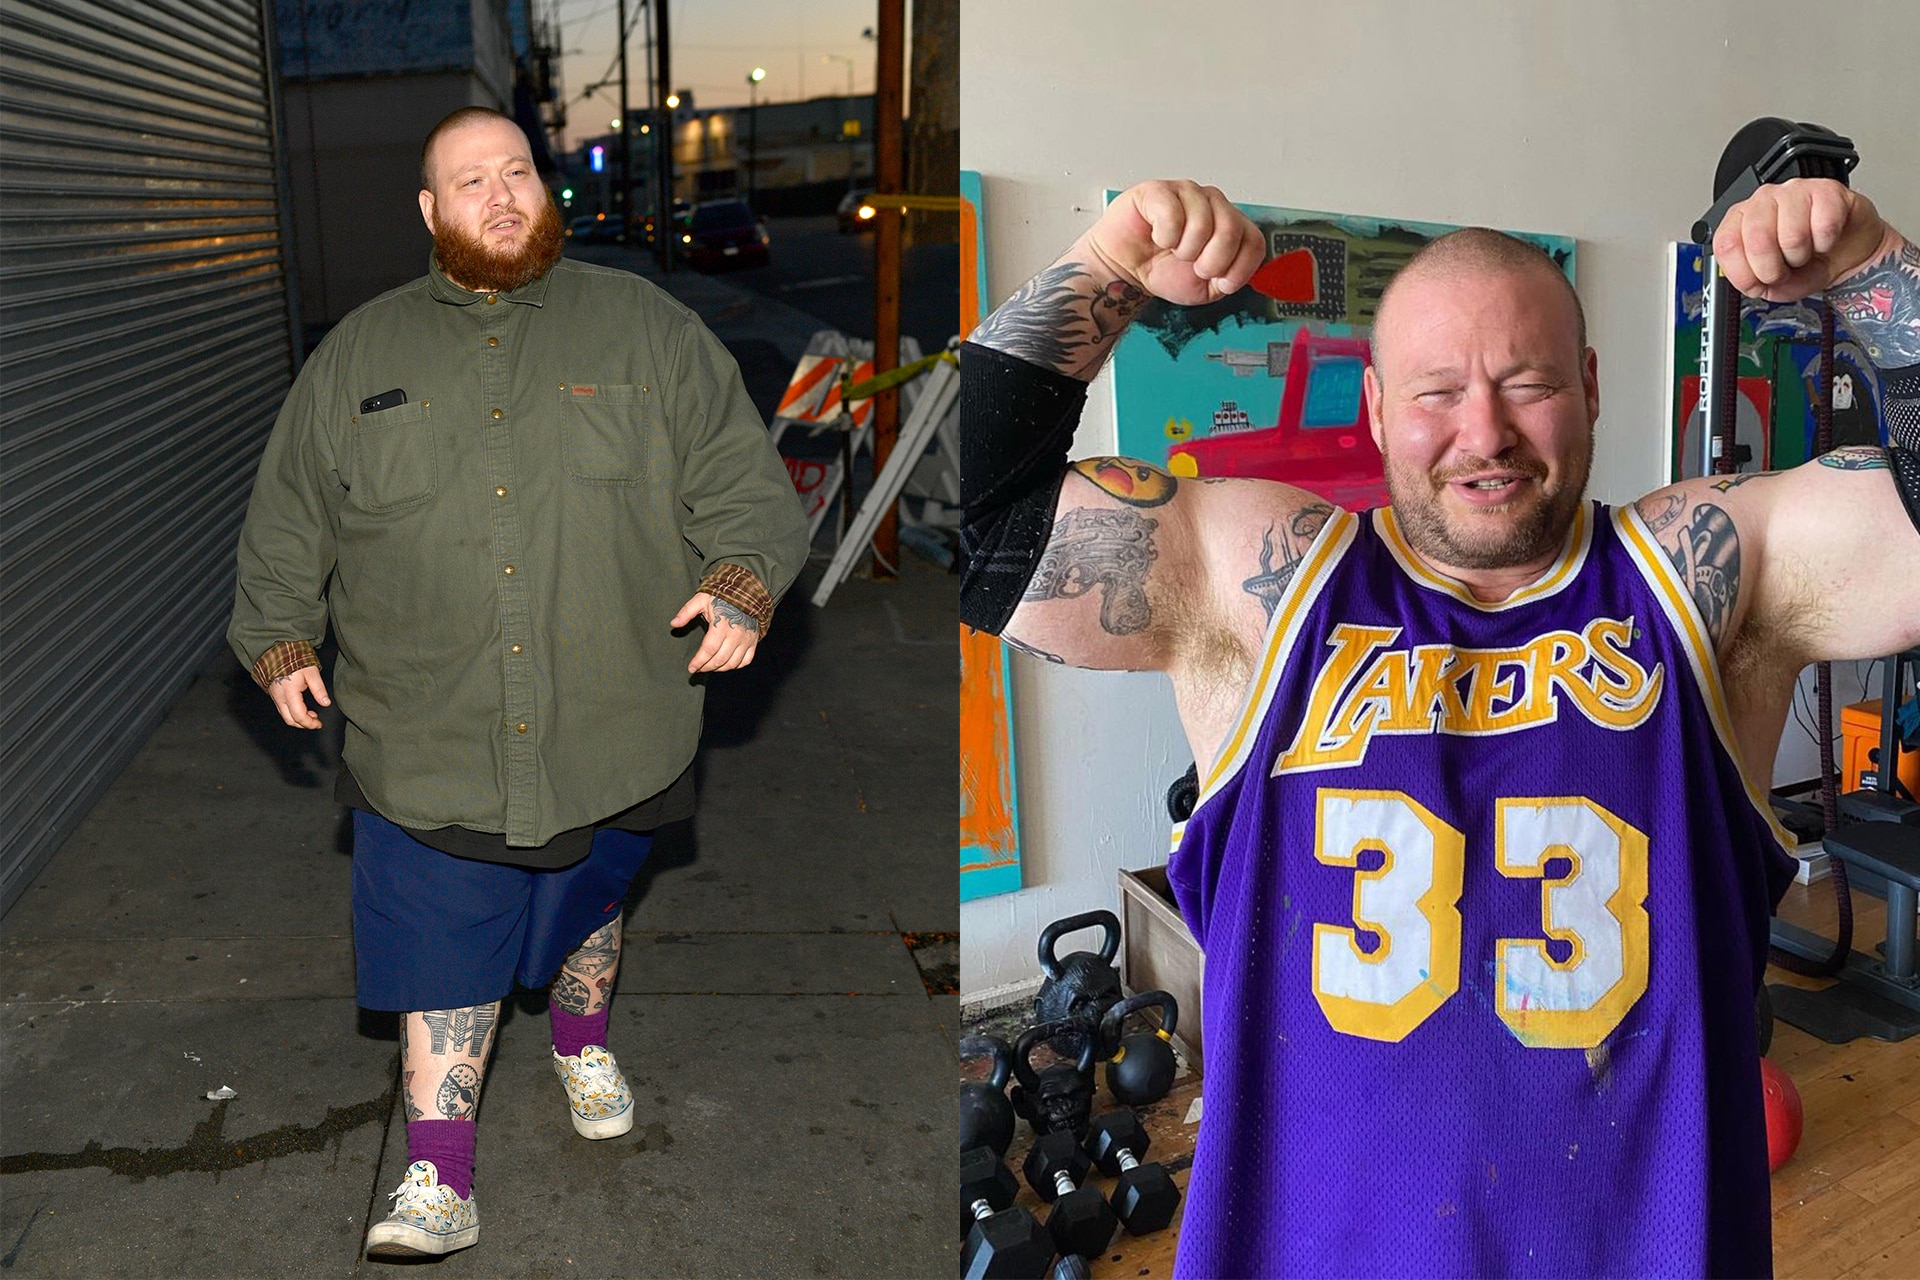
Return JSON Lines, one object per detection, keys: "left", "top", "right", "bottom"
{"left": 672, "top": 590, "right": 761, "bottom": 674}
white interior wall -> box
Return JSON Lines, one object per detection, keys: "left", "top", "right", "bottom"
{"left": 960, "top": 0, "right": 1920, "bottom": 1002}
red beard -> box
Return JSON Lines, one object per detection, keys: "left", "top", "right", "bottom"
{"left": 432, "top": 192, "right": 564, "bottom": 293}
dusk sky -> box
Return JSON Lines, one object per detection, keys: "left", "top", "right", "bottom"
{"left": 551, "top": 0, "right": 898, "bottom": 149}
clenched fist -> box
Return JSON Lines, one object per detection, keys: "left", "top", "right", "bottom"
{"left": 1713, "top": 177, "right": 1893, "bottom": 304}
{"left": 1087, "top": 180, "right": 1267, "bottom": 307}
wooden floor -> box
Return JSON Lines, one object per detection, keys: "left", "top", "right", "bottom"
{"left": 1767, "top": 879, "right": 1920, "bottom": 1279}
{"left": 968, "top": 880, "right": 1920, "bottom": 1278}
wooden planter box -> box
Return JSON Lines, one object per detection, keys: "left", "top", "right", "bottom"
{"left": 1117, "top": 864, "right": 1204, "bottom": 1070}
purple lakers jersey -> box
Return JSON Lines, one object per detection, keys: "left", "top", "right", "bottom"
{"left": 1164, "top": 501, "right": 1795, "bottom": 1278}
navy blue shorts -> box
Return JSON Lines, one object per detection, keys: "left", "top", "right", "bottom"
{"left": 350, "top": 809, "right": 654, "bottom": 1012}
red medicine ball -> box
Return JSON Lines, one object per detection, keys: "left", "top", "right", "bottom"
{"left": 1761, "top": 1057, "right": 1803, "bottom": 1172}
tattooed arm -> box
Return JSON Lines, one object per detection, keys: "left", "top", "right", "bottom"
{"left": 969, "top": 180, "right": 1266, "bottom": 381}
{"left": 1003, "top": 457, "right": 1334, "bottom": 676}
{"left": 1671, "top": 180, "right": 1920, "bottom": 664}
{"left": 1635, "top": 446, "right": 1920, "bottom": 671}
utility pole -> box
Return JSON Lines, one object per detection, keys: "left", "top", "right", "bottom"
{"left": 870, "top": 0, "right": 904, "bottom": 578}
{"left": 615, "top": 0, "right": 630, "bottom": 242}
{"left": 642, "top": 0, "right": 655, "bottom": 245}
{"left": 655, "top": 0, "right": 672, "bottom": 274}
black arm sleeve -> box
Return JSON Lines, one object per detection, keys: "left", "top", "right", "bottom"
{"left": 958, "top": 342, "right": 1090, "bottom": 635}
{"left": 1884, "top": 364, "right": 1920, "bottom": 539}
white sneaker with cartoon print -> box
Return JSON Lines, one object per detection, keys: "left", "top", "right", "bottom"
{"left": 364, "top": 1160, "right": 479, "bottom": 1259}
{"left": 552, "top": 1044, "right": 634, "bottom": 1139}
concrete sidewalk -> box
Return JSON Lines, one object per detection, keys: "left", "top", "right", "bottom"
{"left": 0, "top": 292, "right": 959, "bottom": 1277}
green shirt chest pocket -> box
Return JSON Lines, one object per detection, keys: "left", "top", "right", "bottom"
{"left": 562, "top": 383, "right": 658, "bottom": 484}
{"left": 348, "top": 401, "right": 436, "bottom": 512}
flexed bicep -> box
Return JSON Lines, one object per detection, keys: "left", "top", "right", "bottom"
{"left": 1001, "top": 459, "right": 1195, "bottom": 670}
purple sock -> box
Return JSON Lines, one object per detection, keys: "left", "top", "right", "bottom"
{"left": 551, "top": 1005, "right": 610, "bottom": 1059}
{"left": 406, "top": 1119, "right": 475, "bottom": 1200}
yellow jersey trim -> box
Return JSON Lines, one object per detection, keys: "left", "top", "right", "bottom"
{"left": 1613, "top": 507, "right": 1795, "bottom": 853}
{"left": 1375, "top": 502, "right": 1592, "bottom": 612}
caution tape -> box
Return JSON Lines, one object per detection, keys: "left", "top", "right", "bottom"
{"left": 839, "top": 349, "right": 958, "bottom": 402}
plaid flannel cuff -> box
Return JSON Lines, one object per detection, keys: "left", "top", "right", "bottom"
{"left": 698, "top": 563, "right": 775, "bottom": 635}
{"left": 250, "top": 640, "right": 319, "bottom": 691}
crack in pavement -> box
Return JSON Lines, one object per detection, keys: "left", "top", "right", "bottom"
{"left": 0, "top": 1079, "right": 396, "bottom": 1181}
{"left": 0, "top": 1196, "right": 50, "bottom": 1268}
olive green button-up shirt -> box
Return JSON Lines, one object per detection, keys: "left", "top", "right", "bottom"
{"left": 229, "top": 255, "right": 808, "bottom": 850}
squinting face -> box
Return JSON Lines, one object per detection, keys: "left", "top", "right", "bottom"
{"left": 1363, "top": 267, "right": 1599, "bottom": 573}
{"left": 420, "top": 118, "right": 544, "bottom": 245}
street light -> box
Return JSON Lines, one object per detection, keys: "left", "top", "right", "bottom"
{"left": 665, "top": 92, "right": 680, "bottom": 109}
{"left": 746, "top": 67, "right": 766, "bottom": 207}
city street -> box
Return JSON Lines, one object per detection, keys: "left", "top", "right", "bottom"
{"left": 0, "top": 217, "right": 960, "bottom": 1278}
{"left": 574, "top": 214, "right": 960, "bottom": 366}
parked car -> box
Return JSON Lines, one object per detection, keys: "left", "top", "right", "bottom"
{"left": 837, "top": 188, "right": 878, "bottom": 233}
{"left": 567, "top": 213, "right": 623, "bottom": 243}
{"left": 677, "top": 200, "right": 770, "bottom": 270}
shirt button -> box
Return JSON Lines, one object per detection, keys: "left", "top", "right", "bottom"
{"left": 486, "top": 294, "right": 498, "bottom": 305}
{"left": 503, "top": 565, "right": 515, "bottom": 575}
{"left": 510, "top": 644, "right": 523, "bottom": 654}
{"left": 487, "top": 336, "right": 499, "bottom": 347}
{"left": 491, "top": 408, "right": 503, "bottom": 419}
{"left": 515, "top": 722, "right": 528, "bottom": 734}
{"left": 495, "top": 486, "right": 507, "bottom": 498}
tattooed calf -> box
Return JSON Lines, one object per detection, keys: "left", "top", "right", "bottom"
{"left": 551, "top": 969, "right": 594, "bottom": 1015}
{"left": 402, "top": 1070, "right": 422, "bottom": 1122}
{"left": 1023, "top": 508, "right": 1158, "bottom": 635}
{"left": 436, "top": 1063, "right": 480, "bottom": 1120}
{"left": 420, "top": 1006, "right": 496, "bottom": 1058}
{"left": 564, "top": 920, "right": 620, "bottom": 978}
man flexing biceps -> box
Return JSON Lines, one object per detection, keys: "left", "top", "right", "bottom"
{"left": 960, "top": 177, "right": 1920, "bottom": 1277}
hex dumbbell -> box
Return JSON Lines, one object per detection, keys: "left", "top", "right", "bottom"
{"left": 1083, "top": 1110, "right": 1181, "bottom": 1236}
{"left": 1022, "top": 1130, "right": 1117, "bottom": 1262}
{"left": 961, "top": 1145, "right": 1053, "bottom": 1279}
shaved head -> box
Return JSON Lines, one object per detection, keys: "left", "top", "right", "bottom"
{"left": 1374, "top": 229, "right": 1585, "bottom": 381}
{"left": 420, "top": 107, "right": 525, "bottom": 192}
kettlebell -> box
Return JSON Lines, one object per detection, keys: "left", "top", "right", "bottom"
{"left": 959, "top": 1034, "right": 1015, "bottom": 1156}
{"left": 1009, "top": 1018, "right": 1097, "bottom": 1141}
{"left": 1099, "top": 990, "right": 1180, "bottom": 1108}
{"left": 1167, "top": 763, "right": 1199, "bottom": 822}
{"left": 1033, "top": 910, "right": 1124, "bottom": 1055}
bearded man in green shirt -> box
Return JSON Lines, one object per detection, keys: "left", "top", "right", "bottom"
{"left": 228, "top": 107, "right": 808, "bottom": 1259}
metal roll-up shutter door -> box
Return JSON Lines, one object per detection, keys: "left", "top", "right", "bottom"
{"left": 0, "top": 0, "right": 298, "bottom": 913}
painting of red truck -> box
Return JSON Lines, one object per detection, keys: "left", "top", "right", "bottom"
{"left": 1166, "top": 331, "right": 1387, "bottom": 510}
